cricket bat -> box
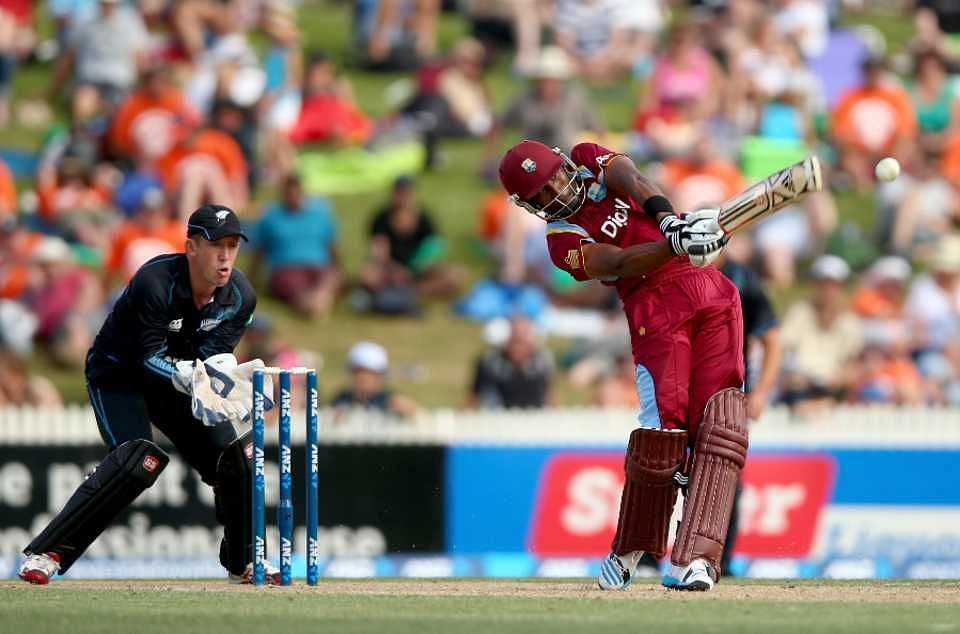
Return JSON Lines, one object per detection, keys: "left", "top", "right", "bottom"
{"left": 718, "top": 156, "right": 822, "bottom": 234}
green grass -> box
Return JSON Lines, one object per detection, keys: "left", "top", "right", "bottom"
{"left": 2, "top": 580, "right": 959, "bottom": 634}
{"left": 11, "top": 3, "right": 917, "bottom": 406}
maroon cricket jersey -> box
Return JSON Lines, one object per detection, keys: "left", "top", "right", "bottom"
{"left": 545, "top": 142, "right": 697, "bottom": 301}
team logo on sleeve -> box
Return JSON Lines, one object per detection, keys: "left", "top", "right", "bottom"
{"left": 587, "top": 182, "right": 607, "bottom": 202}
{"left": 521, "top": 158, "right": 537, "bottom": 172}
{"left": 564, "top": 249, "right": 581, "bottom": 270}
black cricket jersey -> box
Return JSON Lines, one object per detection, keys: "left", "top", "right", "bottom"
{"left": 87, "top": 253, "right": 257, "bottom": 385}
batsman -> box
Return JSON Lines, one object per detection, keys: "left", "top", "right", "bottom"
{"left": 18, "top": 205, "right": 281, "bottom": 585}
{"left": 500, "top": 140, "right": 746, "bottom": 591}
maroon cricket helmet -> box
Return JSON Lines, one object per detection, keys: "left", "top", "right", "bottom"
{"left": 498, "top": 140, "right": 585, "bottom": 221}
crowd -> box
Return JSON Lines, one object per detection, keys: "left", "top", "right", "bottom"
{"left": 0, "top": 0, "right": 959, "bottom": 417}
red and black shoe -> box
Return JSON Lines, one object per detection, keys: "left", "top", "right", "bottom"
{"left": 18, "top": 552, "right": 61, "bottom": 585}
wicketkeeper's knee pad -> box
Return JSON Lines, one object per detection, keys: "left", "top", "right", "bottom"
{"left": 611, "top": 427, "right": 688, "bottom": 559}
{"left": 671, "top": 388, "right": 748, "bottom": 576}
{"left": 215, "top": 430, "right": 254, "bottom": 575}
{"left": 25, "top": 439, "right": 169, "bottom": 572}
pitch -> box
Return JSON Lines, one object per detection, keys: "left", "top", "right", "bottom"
{"left": 2, "top": 579, "right": 958, "bottom": 634}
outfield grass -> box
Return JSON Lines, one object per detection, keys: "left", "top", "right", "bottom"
{"left": 2, "top": 579, "right": 959, "bottom": 634}
{"left": 12, "top": 3, "right": 912, "bottom": 407}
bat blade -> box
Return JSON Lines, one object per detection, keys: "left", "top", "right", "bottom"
{"left": 718, "top": 156, "right": 822, "bottom": 234}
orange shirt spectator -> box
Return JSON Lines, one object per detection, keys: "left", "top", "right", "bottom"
{"left": 659, "top": 158, "right": 744, "bottom": 212}
{"left": 832, "top": 83, "right": 917, "bottom": 154}
{"left": 940, "top": 129, "right": 960, "bottom": 184}
{"left": 36, "top": 160, "right": 112, "bottom": 221}
{"left": 107, "top": 217, "right": 185, "bottom": 283}
{"left": 0, "top": 158, "right": 16, "bottom": 217}
{"left": 0, "top": 225, "right": 43, "bottom": 299}
{"left": 155, "top": 129, "right": 248, "bottom": 192}
{"left": 110, "top": 87, "right": 200, "bottom": 162}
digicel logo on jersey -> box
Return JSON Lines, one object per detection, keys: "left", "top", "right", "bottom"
{"left": 527, "top": 452, "right": 836, "bottom": 558}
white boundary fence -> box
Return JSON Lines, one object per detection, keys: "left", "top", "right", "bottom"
{"left": 3, "top": 405, "right": 960, "bottom": 447}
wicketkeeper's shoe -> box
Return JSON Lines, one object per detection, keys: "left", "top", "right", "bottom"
{"left": 597, "top": 550, "right": 644, "bottom": 590}
{"left": 229, "top": 561, "right": 282, "bottom": 585}
{"left": 18, "top": 552, "right": 61, "bottom": 585}
{"left": 662, "top": 558, "right": 716, "bottom": 591}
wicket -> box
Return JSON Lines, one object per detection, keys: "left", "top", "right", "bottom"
{"left": 252, "top": 366, "right": 320, "bottom": 586}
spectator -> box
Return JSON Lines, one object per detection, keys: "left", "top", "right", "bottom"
{"left": 359, "top": 175, "right": 462, "bottom": 313}
{"left": 51, "top": 0, "right": 149, "bottom": 121}
{"left": 462, "top": 0, "right": 554, "bottom": 75}
{"left": 831, "top": 56, "right": 917, "bottom": 191}
{"left": 36, "top": 156, "right": 116, "bottom": 251}
{"left": 331, "top": 341, "right": 419, "bottom": 419}
{"left": 779, "top": 255, "right": 863, "bottom": 413}
{"left": 0, "top": 0, "right": 35, "bottom": 128}
{"left": 492, "top": 45, "right": 602, "bottom": 152}
{"left": 252, "top": 174, "right": 341, "bottom": 319}
{"left": 469, "top": 317, "right": 554, "bottom": 408}
{"left": 354, "top": 0, "right": 439, "bottom": 71}
{"left": 633, "top": 21, "right": 724, "bottom": 159}
{"left": 0, "top": 155, "right": 16, "bottom": 216}
{"left": 288, "top": 51, "right": 373, "bottom": 146}
{"left": 593, "top": 352, "right": 640, "bottom": 408}
{"left": 905, "top": 235, "right": 960, "bottom": 363}
{"left": 109, "top": 63, "right": 201, "bottom": 165}
{"left": 22, "top": 237, "right": 104, "bottom": 367}
{"left": 260, "top": 0, "right": 304, "bottom": 181}
{"left": 910, "top": 48, "right": 959, "bottom": 159}
{"left": 554, "top": 0, "right": 664, "bottom": 83}
{"left": 657, "top": 134, "right": 744, "bottom": 213}
{"left": 104, "top": 188, "right": 184, "bottom": 286}
{"left": 774, "top": 0, "right": 829, "bottom": 59}
{"left": 0, "top": 348, "right": 62, "bottom": 408}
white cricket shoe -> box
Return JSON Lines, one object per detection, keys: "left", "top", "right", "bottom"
{"left": 597, "top": 550, "right": 644, "bottom": 590}
{"left": 229, "top": 561, "right": 282, "bottom": 585}
{"left": 18, "top": 552, "right": 61, "bottom": 585}
{"left": 662, "top": 558, "right": 716, "bottom": 591}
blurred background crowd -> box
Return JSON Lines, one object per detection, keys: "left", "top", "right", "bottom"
{"left": 0, "top": 0, "right": 959, "bottom": 419}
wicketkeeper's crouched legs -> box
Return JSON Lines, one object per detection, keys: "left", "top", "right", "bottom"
{"left": 24, "top": 439, "right": 169, "bottom": 572}
{"left": 671, "top": 388, "right": 748, "bottom": 578}
{"left": 215, "top": 431, "right": 254, "bottom": 576}
{"left": 611, "top": 427, "right": 688, "bottom": 559}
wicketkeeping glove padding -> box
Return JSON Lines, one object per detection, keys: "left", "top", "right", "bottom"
{"left": 190, "top": 354, "right": 275, "bottom": 427}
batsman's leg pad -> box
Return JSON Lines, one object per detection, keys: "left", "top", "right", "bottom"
{"left": 671, "top": 388, "right": 748, "bottom": 576}
{"left": 611, "top": 427, "right": 688, "bottom": 559}
{"left": 24, "top": 439, "right": 169, "bottom": 572}
{"left": 215, "top": 430, "right": 253, "bottom": 576}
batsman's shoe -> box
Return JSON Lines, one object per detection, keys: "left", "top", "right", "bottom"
{"left": 229, "top": 561, "right": 282, "bottom": 585}
{"left": 597, "top": 550, "right": 644, "bottom": 590}
{"left": 662, "top": 559, "right": 716, "bottom": 591}
{"left": 18, "top": 552, "right": 61, "bottom": 585}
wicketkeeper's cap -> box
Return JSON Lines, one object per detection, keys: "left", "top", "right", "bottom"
{"left": 187, "top": 204, "right": 248, "bottom": 242}
{"left": 499, "top": 140, "right": 564, "bottom": 201}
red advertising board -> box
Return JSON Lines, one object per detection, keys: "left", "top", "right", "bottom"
{"left": 528, "top": 452, "right": 835, "bottom": 558}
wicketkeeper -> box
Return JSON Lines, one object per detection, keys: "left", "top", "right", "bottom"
{"left": 499, "top": 140, "right": 746, "bottom": 591}
{"left": 19, "top": 205, "right": 281, "bottom": 585}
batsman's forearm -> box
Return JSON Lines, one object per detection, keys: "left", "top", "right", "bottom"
{"left": 585, "top": 240, "right": 674, "bottom": 279}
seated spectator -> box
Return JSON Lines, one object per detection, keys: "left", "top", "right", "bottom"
{"left": 554, "top": 0, "right": 664, "bottom": 83}
{"left": 105, "top": 188, "right": 184, "bottom": 286}
{"left": 0, "top": 347, "right": 62, "bottom": 408}
{"left": 878, "top": 147, "right": 958, "bottom": 255}
{"left": 51, "top": 0, "right": 149, "bottom": 121}
{"left": 779, "top": 255, "right": 864, "bottom": 413}
{"left": 0, "top": 155, "right": 16, "bottom": 216}
{"left": 853, "top": 256, "right": 912, "bottom": 321}
{"left": 261, "top": 0, "right": 304, "bottom": 181}
{"left": 155, "top": 126, "right": 249, "bottom": 219}
{"left": 657, "top": 135, "right": 744, "bottom": 212}
{"left": 36, "top": 156, "right": 116, "bottom": 251}
{"left": 22, "top": 237, "right": 104, "bottom": 367}
{"left": 848, "top": 337, "right": 927, "bottom": 405}
{"left": 905, "top": 235, "right": 960, "bottom": 361}
{"left": 910, "top": 48, "right": 959, "bottom": 157}
{"left": 0, "top": 216, "right": 42, "bottom": 301}
{"left": 401, "top": 37, "right": 492, "bottom": 167}
{"left": 252, "top": 174, "right": 341, "bottom": 318}
{"left": 289, "top": 51, "right": 373, "bottom": 146}
{"left": 491, "top": 46, "right": 602, "bottom": 153}
{"left": 331, "top": 341, "right": 419, "bottom": 419}
{"left": 468, "top": 317, "right": 554, "bottom": 408}
{"left": 0, "top": 0, "right": 35, "bottom": 129}
{"left": 354, "top": 0, "right": 439, "bottom": 71}
{"left": 110, "top": 63, "right": 201, "bottom": 165}
{"left": 463, "top": 0, "right": 553, "bottom": 75}
{"left": 774, "top": 0, "right": 829, "bottom": 59}
{"left": 358, "top": 175, "right": 462, "bottom": 313}
{"left": 593, "top": 352, "right": 640, "bottom": 409}
{"left": 831, "top": 56, "right": 917, "bottom": 191}
{"left": 633, "top": 22, "right": 724, "bottom": 159}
